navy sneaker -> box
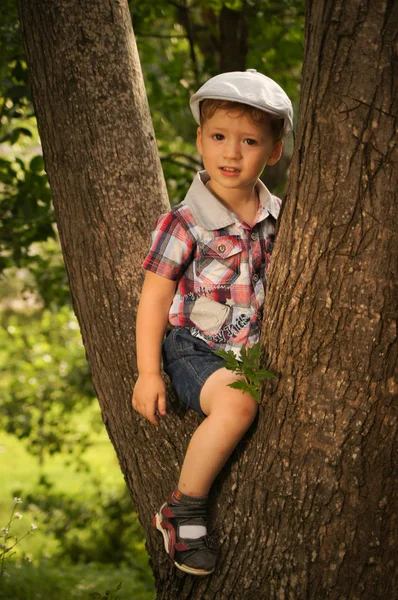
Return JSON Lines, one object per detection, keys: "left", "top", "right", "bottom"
{"left": 153, "top": 495, "right": 216, "bottom": 576}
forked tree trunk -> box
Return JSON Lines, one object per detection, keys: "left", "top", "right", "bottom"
{"left": 18, "top": 0, "right": 397, "bottom": 598}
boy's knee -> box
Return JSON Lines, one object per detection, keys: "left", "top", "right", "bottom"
{"left": 200, "top": 369, "right": 259, "bottom": 422}
{"left": 220, "top": 394, "right": 258, "bottom": 429}
{"left": 239, "top": 399, "right": 258, "bottom": 425}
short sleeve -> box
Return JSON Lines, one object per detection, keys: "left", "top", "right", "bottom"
{"left": 142, "top": 211, "right": 195, "bottom": 280}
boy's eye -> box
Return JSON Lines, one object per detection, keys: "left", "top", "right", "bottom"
{"left": 244, "top": 138, "right": 257, "bottom": 146}
{"left": 213, "top": 134, "right": 224, "bottom": 141}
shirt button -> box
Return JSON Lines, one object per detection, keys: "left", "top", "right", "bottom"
{"left": 217, "top": 244, "right": 226, "bottom": 253}
{"left": 250, "top": 232, "right": 258, "bottom": 241}
{"left": 252, "top": 273, "right": 259, "bottom": 283}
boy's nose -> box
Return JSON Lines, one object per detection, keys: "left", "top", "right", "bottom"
{"left": 223, "top": 140, "right": 241, "bottom": 159}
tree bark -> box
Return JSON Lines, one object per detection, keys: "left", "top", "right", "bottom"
{"left": 17, "top": 1, "right": 397, "bottom": 599}
{"left": 259, "top": 0, "right": 397, "bottom": 596}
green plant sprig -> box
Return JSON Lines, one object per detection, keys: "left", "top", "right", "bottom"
{"left": 0, "top": 497, "right": 38, "bottom": 578}
{"left": 214, "top": 342, "right": 275, "bottom": 403}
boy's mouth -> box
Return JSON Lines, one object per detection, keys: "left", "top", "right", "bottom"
{"left": 221, "top": 167, "right": 240, "bottom": 172}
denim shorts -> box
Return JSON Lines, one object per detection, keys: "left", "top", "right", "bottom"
{"left": 162, "top": 327, "right": 225, "bottom": 417}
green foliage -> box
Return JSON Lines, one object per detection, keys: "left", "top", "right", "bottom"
{"left": 0, "top": 0, "right": 32, "bottom": 131}
{"left": 0, "top": 433, "right": 155, "bottom": 598}
{"left": 214, "top": 342, "right": 275, "bottom": 403}
{"left": 245, "top": 0, "right": 304, "bottom": 104}
{"left": 0, "top": 305, "right": 96, "bottom": 462}
{"left": 0, "top": 156, "right": 55, "bottom": 273}
{"left": 0, "top": 561, "right": 154, "bottom": 600}
{"left": 22, "top": 239, "right": 71, "bottom": 309}
{"left": 19, "top": 475, "right": 149, "bottom": 568}
{"left": 89, "top": 581, "right": 122, "bottom": 600}
{"left": 0, "top": 0, "right": 57, "bottom": 278}
{"left": 0, "top": 497, "right": 37, "bottom": 578}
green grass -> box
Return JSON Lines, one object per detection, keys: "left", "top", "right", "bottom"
{"left": 0, "top": 560, "right": 154, "bottom": 599}
{"left": 0, "top": 425, "right": 126, "bottom": 559}
{"left": 0, "top": 419, "right": 155, "bottom": 600}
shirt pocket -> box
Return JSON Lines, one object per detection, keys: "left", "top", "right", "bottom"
{"left": 190, "top": 296, "right": 231, "bottom": 334}
{"left": 195, "top": 236, "right": 242, "bottom": 286}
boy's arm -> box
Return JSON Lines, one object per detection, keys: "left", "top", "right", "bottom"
{"left": 132, "top": 270, "right": 177, "bottom": 426}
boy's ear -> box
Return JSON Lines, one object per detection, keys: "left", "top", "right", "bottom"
{"left": 267, "top": 140, "right": 283, "bottom": 166}
{"left": 196, "top": 127, "right": 203, "bottom": 156}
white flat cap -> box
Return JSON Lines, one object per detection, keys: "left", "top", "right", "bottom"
{"left": 190, "top": 69, "right": 293, "bottom": 137}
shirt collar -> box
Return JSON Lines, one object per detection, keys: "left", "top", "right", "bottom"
{"left": 184, "top": 170, "right": 280, "bottom": 231}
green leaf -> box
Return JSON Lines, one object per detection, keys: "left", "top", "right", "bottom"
{"left": 214, "top": 342, "right": 276, "bottom": 404}
{"left": 257, "top": 368, "right": 276, "bottom": 379}
{"left": 228, "top": 380, "right": 247, "bottom": 391}
{"left": 30, "top": 155, "right": 45, "bottom": 172}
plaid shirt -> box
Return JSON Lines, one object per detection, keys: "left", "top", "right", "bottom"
{"left": 143, "top": 170, "right": 281, "bottom": 358}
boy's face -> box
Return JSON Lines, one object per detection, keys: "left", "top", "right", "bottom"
{"left": 196, "top": 108, "right": 282, "bottom": 201}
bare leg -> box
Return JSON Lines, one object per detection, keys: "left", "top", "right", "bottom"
{"left": 155, "top": 368, "right": 256, "bottom": 575}
{"left": 177, "top": 367, "right": 258, "bottom": 496}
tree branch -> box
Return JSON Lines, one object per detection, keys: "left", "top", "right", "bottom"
{"left": 135, "top": 33, "right": 188, "bottom": 39}
{"left": 177, "top": 1, "right": 200, "bottom": 88}
{"left": 164, "top": 152, "right": 202, "bottom": 167}
{"left": 160, "top": 156, "right": 201, "bottom": 173}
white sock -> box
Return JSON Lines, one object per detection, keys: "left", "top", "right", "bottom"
{"left": 179, "top": 523, "right": 207, "bottom": 539}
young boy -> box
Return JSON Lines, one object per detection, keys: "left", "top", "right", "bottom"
{"left": 132, "top": 69, "right": 293, "bottom": 576}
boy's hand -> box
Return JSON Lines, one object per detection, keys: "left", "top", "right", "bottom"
{"left": 132, "top": 374, "right": 167, "bottom": 426}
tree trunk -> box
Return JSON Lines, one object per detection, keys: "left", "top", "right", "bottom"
{"left": 17, "top": 1, "right": 397, "bottom": 599}
{"left": 259, "top": 0, "right": 397, "bottom": 597}
{"left": 219, "top": 5, "right": 248, "bottom": 72}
